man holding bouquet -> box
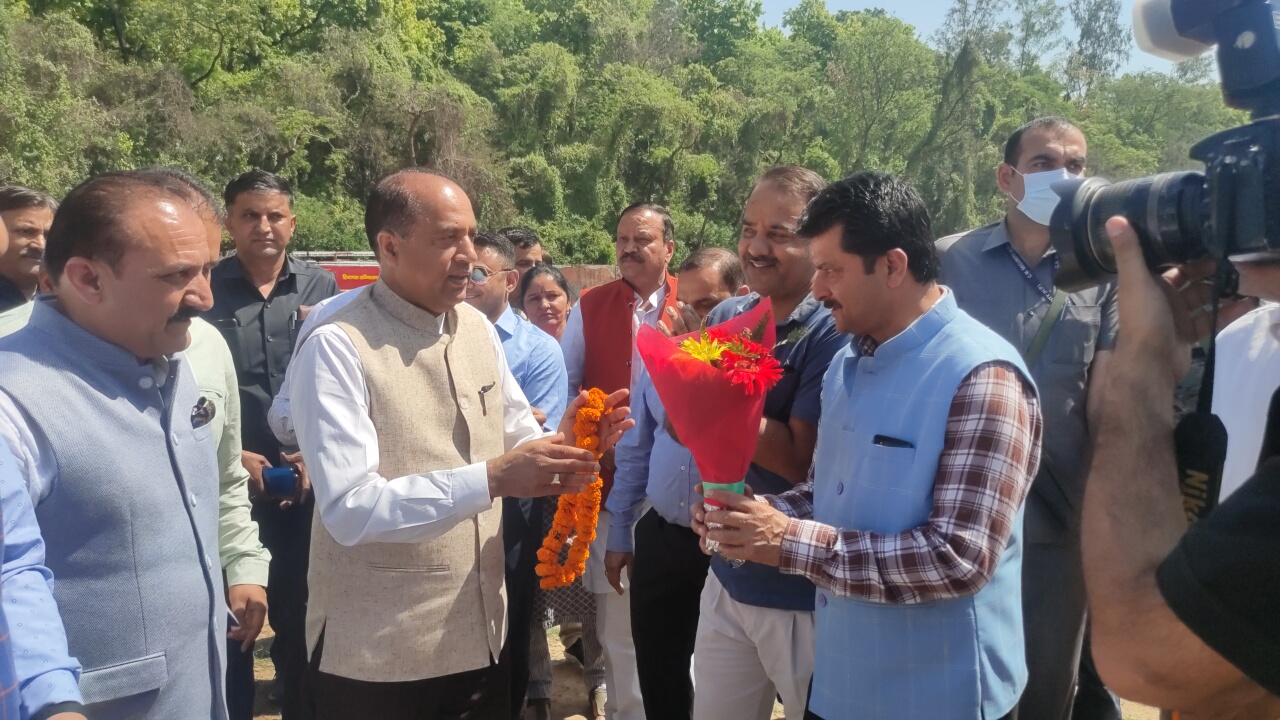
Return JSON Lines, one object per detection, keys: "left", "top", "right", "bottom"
{"left": 685, "top": 166, "right": 845, "bottom": 720}
{"left": 695, "top": 172, "right": 1042, "bottom": 720}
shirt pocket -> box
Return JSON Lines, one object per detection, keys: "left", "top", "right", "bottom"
{"left": 79, "top": 651, "right": 168, "bottom": 705}
{"left": 1050, "top": 304, "right": 1101, "bottom": 366}
{"left": 194, "top": 388, "right": 225, "bottom": 441}
{"left": 213, "top": 317, "right": 250, "bottom": 372}
{"left": 857, "top": 443, "right": 919, "bottom": 490}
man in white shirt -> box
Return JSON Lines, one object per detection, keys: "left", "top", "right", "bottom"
{"left": 289, "top": 169, "right": 632, "bottom": 718}
{"left": 1212, "top": 300, "right": 1277, "bottom": 500}
{"left": 266, "top": 287, "right": 360, "bottom": 449}
{"left": 558, "top": 202, "right": 679, "bottom": 720}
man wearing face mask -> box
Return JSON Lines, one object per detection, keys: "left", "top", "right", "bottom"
{"left": 937, "top": 117, "right": 1120, "bottom": 720}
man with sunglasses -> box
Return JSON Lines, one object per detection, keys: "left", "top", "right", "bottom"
{"left": 465, "top": 231, "right": 568, "bottom": 718}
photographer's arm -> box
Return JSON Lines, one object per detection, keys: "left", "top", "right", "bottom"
{"left": 1083, "top": 349, "right": 1111, "bottom": 433}
{"left": 1082, "top": 218, "right": 1279, "bottom": 716}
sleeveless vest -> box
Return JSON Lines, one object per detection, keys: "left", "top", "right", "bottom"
{"left": 809, "top": 291, "right": 1033, "bottom": 720}
{"left": 579, "top": 275, "right": 678, "bottom": 501}
{"left": 0, "top": 300, "right": 226, "bottom": 719}
{"left": 306, "top": 282, "right": 507, "bottom": 682}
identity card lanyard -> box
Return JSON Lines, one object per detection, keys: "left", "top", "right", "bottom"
{"left": 1005, "top": 245, "right": 1067, "bottom": 306}
{"left": 1007, "top": 245, "right": 1070, "bottom": 368}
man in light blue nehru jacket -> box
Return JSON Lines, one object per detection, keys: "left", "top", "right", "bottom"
{"left": 0, "top": 170, "right": 229, "bottom": 720}
{"left": 697, "top": 172, "right": 1043, "bottom": 720}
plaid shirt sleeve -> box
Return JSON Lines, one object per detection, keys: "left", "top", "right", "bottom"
{"left": 774, "top": 362, "right": 1042, "bottom": 604}
{"left": 766, "top": 465, "right": 815, "bottom": 519}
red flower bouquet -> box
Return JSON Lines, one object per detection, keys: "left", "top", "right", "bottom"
{"left": 635, "top": 298, "right": 783, "bottom": 507}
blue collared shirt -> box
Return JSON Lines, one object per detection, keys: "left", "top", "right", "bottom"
{"left": 494, "top": 306, "right": 568, "bottom": 429}
{"left": 606, "top": 373, "right": 700, "bottom": 552}
{"left": 0, "top": 441, "right": 83, "bottom": 717}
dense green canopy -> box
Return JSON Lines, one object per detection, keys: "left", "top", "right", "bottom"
{"left": 0, "top": 0, "right": 1244, "bottom": 262}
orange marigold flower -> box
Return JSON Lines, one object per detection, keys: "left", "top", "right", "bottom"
{"left": 535, "top": 387, "right": 607, "bottom": 588}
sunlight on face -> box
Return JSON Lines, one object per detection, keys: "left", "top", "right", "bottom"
{"left": 225, "top": 191, "right": 295, "bottom": 263}
{"left": 380, "top": 176, "right": 480, "bottom": 316}
{"left": 96, "top": 197, "right": 215, "bottom": 358}
{"left": 523, "top": 273, "right": 570, "bottom": 340}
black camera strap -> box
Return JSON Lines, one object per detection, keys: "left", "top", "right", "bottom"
{"left": 1258, "top": 385, "right": 1280, "bottom": 469}
{"left": 1175, "top": 268, "right": 1231, "bottom": 522}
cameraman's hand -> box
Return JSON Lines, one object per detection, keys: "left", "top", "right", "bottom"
{"left": 1106, "top": 217, "right": 1255, "bottom": 390}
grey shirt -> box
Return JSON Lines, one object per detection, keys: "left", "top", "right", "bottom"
{"left": 937, "top": 220, "right": 1117, "bottom": 543}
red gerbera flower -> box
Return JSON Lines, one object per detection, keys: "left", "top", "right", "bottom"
{"left": 720, "top": 350, "right": 784, "bottom": 394}
{"left": 733, "top": 337, "right": 773, "bottom": 358}
{"left": 706, "top": 326, "right": 737, "bottom": 343}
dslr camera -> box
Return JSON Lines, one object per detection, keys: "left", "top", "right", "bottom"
{"left": 1051, "top": 0, "right": 1280, "bottom": 291}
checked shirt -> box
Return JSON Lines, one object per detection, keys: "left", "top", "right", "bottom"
{"left": 766, "top": 334, "right": 1042, "bottom": 604}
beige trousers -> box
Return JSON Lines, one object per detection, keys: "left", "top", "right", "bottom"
{"left": 692, "top": 572, "right": 815, "bottom": 720}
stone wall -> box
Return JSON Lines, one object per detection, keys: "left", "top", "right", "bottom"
{"left": 558, "top": 265, "right": 619, "bottom": 300}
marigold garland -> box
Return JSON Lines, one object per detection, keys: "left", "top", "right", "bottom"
{"left": 534, "top": 387, "right": 608, "bottom": 589}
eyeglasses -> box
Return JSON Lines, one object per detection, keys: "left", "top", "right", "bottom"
{"left": 467, "top": 266, "right": 515, "bottom": 285}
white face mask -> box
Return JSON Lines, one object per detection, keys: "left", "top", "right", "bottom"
{"left": 1011, "top": 168, "right": 1078, "bottom": 226}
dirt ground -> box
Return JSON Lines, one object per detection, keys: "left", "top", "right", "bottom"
{"left": 249, "top": 626, "right": 1158, "bottom": 720}
{"left": 249, "top": 626, "right": 630, "bottom": 720}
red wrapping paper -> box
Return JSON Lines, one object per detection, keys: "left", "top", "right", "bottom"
{"left": 635, "top": 298, "right": 777, "bottom": 487}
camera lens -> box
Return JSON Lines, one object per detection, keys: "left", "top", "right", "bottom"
{"left": 1049, "top": 172, "right": 1209, "bottom": 292}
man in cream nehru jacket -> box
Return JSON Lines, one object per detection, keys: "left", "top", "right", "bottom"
{"left": 290, "top": 168, "right": 633, "bottom": 718}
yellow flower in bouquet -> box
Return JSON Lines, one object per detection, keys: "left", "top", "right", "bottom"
{"left": 679, "top": 332, "right": 729, "bottom": 364}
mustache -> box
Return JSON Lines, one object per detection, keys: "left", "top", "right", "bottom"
{"left": 18, "top": 247, "right": 43, "bottom": 260}
{"left": 619, "top": 252, "right": 643, "bottom": 263}
{"left": 822, "top": 299, "right": 840, "bottom": 310}
{"left": 168, "top": 305, "right": 201, "bottom": 323}
{"left": 745, "top": 253, "right": 777, "bottom": 266}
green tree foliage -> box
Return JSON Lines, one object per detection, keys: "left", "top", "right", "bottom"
{"left": 1012, "top": 0, "right": 1063, "bottom": 75}
{"left": 1066, "top": 0, "right": 1130, "bottom": 99}
{"left": 0, "top": 0, "right": 1247, "bottom": 263}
